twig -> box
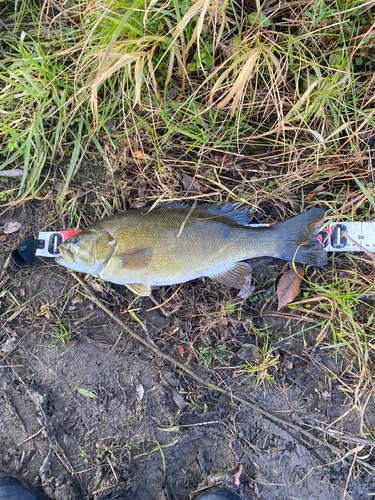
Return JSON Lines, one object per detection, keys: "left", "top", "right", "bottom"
{"left": 92, "top": 483, "right": 127, "bottom": 496}
{"left": 146, "top": 284, "right": 183, "bottom": 312}
{"left": 17, "top": 426, "right": 46, "bottom": 446}
{"left": 106, "top": 456, "right": 118, "bottom": 483}
{"left": 344, "top": 446, "right": 362, "bottom": 499}
{"left": 158, "top": 420, "right": 221, "bottom": 430}
{"left": 319, "top": 428, "right": 375, "bottom": 447}
{"left": 176, "top": 200, "right": 197, "bottom": 238}
{"left": 71, "top": 271, "right": 375, "bottom": 472}
{"left": 146, "top": 295, "right": 170, "bottom": 317}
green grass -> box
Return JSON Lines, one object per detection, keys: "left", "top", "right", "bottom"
{"left": 233, "top": 326, "right": 279, "bottom": 387}
{"left": 0, "top": 0, "right": 374, "bottom": 201}
{"left": 302, "top": 268, "right": 375, "bottom": 367}
{"left": 45, "top": 312, "right": 76, "bottom": 344}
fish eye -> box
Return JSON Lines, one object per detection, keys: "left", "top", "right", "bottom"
{"left": 71, "top": 236, "right": 79, "bottom": 245}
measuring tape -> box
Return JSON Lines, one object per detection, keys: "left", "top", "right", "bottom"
{"left": 318, "top": 222, "right": 375, "bottom": 252}
{"left": 36, "top": 230, "right": 81, "bottom": 258}
{"left": 33, "top": 222, "right": 375, "bottom": 259}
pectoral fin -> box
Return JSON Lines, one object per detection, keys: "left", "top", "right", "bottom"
{"left": 209, "top": 262, "right": 252, "bottom": 292}
{"left": 125, "top": 283, "right": 152, "bottom": 296}
{"left": 116, "top": 246, "right": 153, "bottom": 270}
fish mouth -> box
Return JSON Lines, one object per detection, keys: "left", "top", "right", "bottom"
{"left": 56, "top": 245, "right": 75, "bottom": 265}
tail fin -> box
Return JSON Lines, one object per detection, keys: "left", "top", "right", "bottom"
{"left": 275, "top": 208, "right": 327, "bottom": 267}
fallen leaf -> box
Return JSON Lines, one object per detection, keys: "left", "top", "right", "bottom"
{"left": 248, "top": 478, "right": 259, "bottom": 496}
{"left": 3, "top": 221, "right": 21, "bottom": 234}
{"left": 0, "top": 235, "right": 6, "bottom": 244}
{"left": 172, "top": 388, "right": 187, "bottom": 410}
{"left": 277, "top": 267, "right": 304, "bottom": 311}
{"left": 0, "top": 169, "right": 24, "bottom": 178}
{"left": 0, "top": 337, "right": 18, "bottom": 353}
{"left": 90, "top": 281, "right": 106, "bottom": 295}
{"left": 136, "top": 383, "right": 144, "bottom": 401}
{"left": 177, "top": 345, "right": 184, "bottom": 358}
{"left": 77, "top": 388, "right": 99, "bottom": 399}
{"left": 233, "top": 456, "right": 243, "bottom": 486}
{"left": 133, "top": 150, "right": 150, "bottom": 161}
{"left": 182, "top": 174, "right": 201, "bottom": 192}
{"left": 305, "top": 185, "right": 325, "bottom": 202}
{"left": 138, "top": 178, "right": 146, "bottom": 199}
{"left": 39, "top": 304, "right": 51, "bottom": 320}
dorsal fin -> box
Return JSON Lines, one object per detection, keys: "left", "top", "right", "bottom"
{"left": 156, "top": 202, "right": 253, "bottom": 226}
{"left": 197, "top": 203, "right": 253, "bottom": 225}
{"left": 155, "top": 201, "right": 192, "bottom": 210}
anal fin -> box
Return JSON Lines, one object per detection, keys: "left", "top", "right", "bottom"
{"left": 125, "top": 283, "right": 152, "bottom": 296}
{"left": 209, "top": 262, "right": 253, "bottom": 298}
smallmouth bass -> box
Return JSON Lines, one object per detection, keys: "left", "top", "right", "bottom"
{"left": 56, "top": 204, "right": 327, "bottom": 297}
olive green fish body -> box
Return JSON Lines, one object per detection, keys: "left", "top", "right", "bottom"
{"left": 97, "top": 209, "right": 277, "bottom": 285}
{"left": 56, "top": 205, "right": 327, "bottom": 296}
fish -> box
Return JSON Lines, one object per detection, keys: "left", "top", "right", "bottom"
{"left": 55, "top": 203, "right": 327, "bottom": 297}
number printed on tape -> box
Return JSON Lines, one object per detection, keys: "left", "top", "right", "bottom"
{"left": 322, "top": 222, "right": 375, "bottom": 252}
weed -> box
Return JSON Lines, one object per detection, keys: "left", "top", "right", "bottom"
{"left": 302, "top": 272, "right": 375, "bottom": 368}
{"left": 80, "top": 451, "right": 88, "bottom": 464}
{"left": 199, "top": 341, "right": 228, "bottom": 367}
{"left": 95, "top": 448, "right": 106, "bottom": 459}
{"left": 224, "top": 300, "right": 243, "bottom": 319}
{"left": 234, "top": 328, "right": 279, "bottom": 387}
{"left": 134, "top": 440, "right": 178, "bottom": 475}
{"left": 45, "top": 312, "right": 76, "bottom": 344}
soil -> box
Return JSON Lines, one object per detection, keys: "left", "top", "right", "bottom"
{"left": 1, "top": 196, "right": 375, "bottom": 500}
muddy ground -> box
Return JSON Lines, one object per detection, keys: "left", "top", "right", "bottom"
{"left": 1, "top": 194, "right": 375, "bottom": 500}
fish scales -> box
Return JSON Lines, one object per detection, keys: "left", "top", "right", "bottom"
{"left": 56, "top": 205, "right": 327, "bottom": 296}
